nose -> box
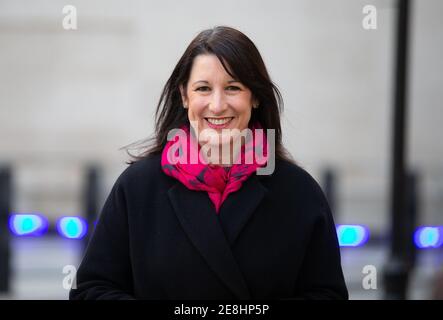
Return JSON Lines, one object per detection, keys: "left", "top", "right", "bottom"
{"left": 208, "top": 89, "right": 227, "bottom": 114}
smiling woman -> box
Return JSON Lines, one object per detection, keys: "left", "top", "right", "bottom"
{"left": 181, "top": 54, "right": 255, "bottom": 133}
{"left": 180, "top": 54, "right": 257, "bottom": 154}
{"left": 69, "top": 26, "right": 348, "bottom": 300}
{"left": 127, "top": 25, "right": 292, "bottom": 164}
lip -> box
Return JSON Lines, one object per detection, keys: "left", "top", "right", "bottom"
{"left": 204, "top": 117, "right": 234, "bottom": 129}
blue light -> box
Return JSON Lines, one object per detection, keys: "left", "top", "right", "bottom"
{"left": 336, "top": 224, "right": 369, "bottom": 247}
{"left": 56, "top": 216, "right": 88, "bottom": 239}
{"left": 9, "top": 214, "right": 48, "bottom": 236}
{"left": 414, "top": 226, "right": 443, "bottom": 248}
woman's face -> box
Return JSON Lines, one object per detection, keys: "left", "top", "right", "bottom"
{"left": 180, "top": 54, "right": 257, "bottom": 146}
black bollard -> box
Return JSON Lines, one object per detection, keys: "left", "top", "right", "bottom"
{"left": 383, "top": 171, "right": 419, "bottom": 299}
{"left": 405, "top": 171, "right": 419, "bottom": 269}
{"left": 383, "top": 0, "right": 412, "bottom": 300}
{"left": 82, "top": 164, "right": 101, "bottom": 252}
{"left": 322, "top": 167, "right": 338, "bottom": 221}
{"left": 0, "top": 166, "right": 12, "bottom": 293}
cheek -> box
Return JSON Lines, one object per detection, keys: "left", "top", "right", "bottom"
{"left": 187, "top": 105, "right": 204, "bottom": 120}
{"left": 239, "top": 113, "right": 251, "bottom": 130}
{"left": 235, "top": 104, "right": 252, "bottom": 128}
{"left": 188, "top": 107, "right": 205, "bottom": 122}
{"left": 187, "top": 95, "right": 207, "bottom": 120}
{"left": 235, "top": 94, "right": 253, "bottom": 115}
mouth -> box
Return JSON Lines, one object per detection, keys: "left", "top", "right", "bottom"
{"left": 204, "top": 117, "right": 234, "bottom": 128}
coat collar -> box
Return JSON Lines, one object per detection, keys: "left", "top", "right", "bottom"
{"left": 167, "top": 174, "right": 268, "bottom": 299}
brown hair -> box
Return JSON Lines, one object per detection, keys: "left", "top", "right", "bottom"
{"left": 125, "top": 26, "right": 294, "bottom": 164}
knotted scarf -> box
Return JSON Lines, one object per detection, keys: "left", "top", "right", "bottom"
{"left": 161, "top": 122, "right": 268, "bottom": 214}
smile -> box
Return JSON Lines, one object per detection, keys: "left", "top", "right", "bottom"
{"left": 205, "top": 117, "right": 234, "bottom": 127}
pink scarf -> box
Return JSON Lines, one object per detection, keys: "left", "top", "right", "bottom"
{"left": 161, "top": 122, "right": 268, "bottom": 214}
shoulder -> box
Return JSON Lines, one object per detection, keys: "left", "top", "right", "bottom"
{"left": 114, "top": 153, "right": 173, "bottom": 193}
{"left": 271, "top": 159, "right": 323, "bottom": 192}
{"left": 263, "top": 159, "right": 330, "bottom": 212}
{"left": 120, "top": 153, "right": 162, "bottom": 180}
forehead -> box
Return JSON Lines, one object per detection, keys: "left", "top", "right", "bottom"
{"left": 189, "top": 54, "right": 234, "bottom": 80}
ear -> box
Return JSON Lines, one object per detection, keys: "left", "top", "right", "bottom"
{"left": 252, "top": 96, "right": 259, "bottom": 109}
{"left": 180, "top": 85, "right": 188, "bottom": 108}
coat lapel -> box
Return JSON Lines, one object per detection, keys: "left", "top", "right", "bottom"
{"left": 218, "top": 175, "right": 268, "bottom": 246}
{"left": 168, "top": 177, "right": 266, "bottom": 300}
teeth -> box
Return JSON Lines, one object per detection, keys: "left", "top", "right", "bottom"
{"left": 206, "top": 117, "right": 233, "bottom": 125}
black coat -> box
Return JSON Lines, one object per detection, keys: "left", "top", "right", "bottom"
{"left": 69, "top": 154, "right": 348, "bottom": 300}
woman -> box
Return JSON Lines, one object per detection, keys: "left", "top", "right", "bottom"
{"left": 69, "top": 26, "right": 348, "bottom": 300}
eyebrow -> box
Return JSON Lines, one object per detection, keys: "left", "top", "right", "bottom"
{"left": 192, "top": 80, "right": 241, "bottom": 85}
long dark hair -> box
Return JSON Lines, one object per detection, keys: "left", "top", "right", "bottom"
{"left": 125, "top": 26, "right": 294, "bottom": 164}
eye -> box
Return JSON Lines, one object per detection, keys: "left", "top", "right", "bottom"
{"left": 226, "top": 86, "right": 241, "bottom": 91}
{"left": 195, "top": 86, "right": 210, "bottom": 92}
